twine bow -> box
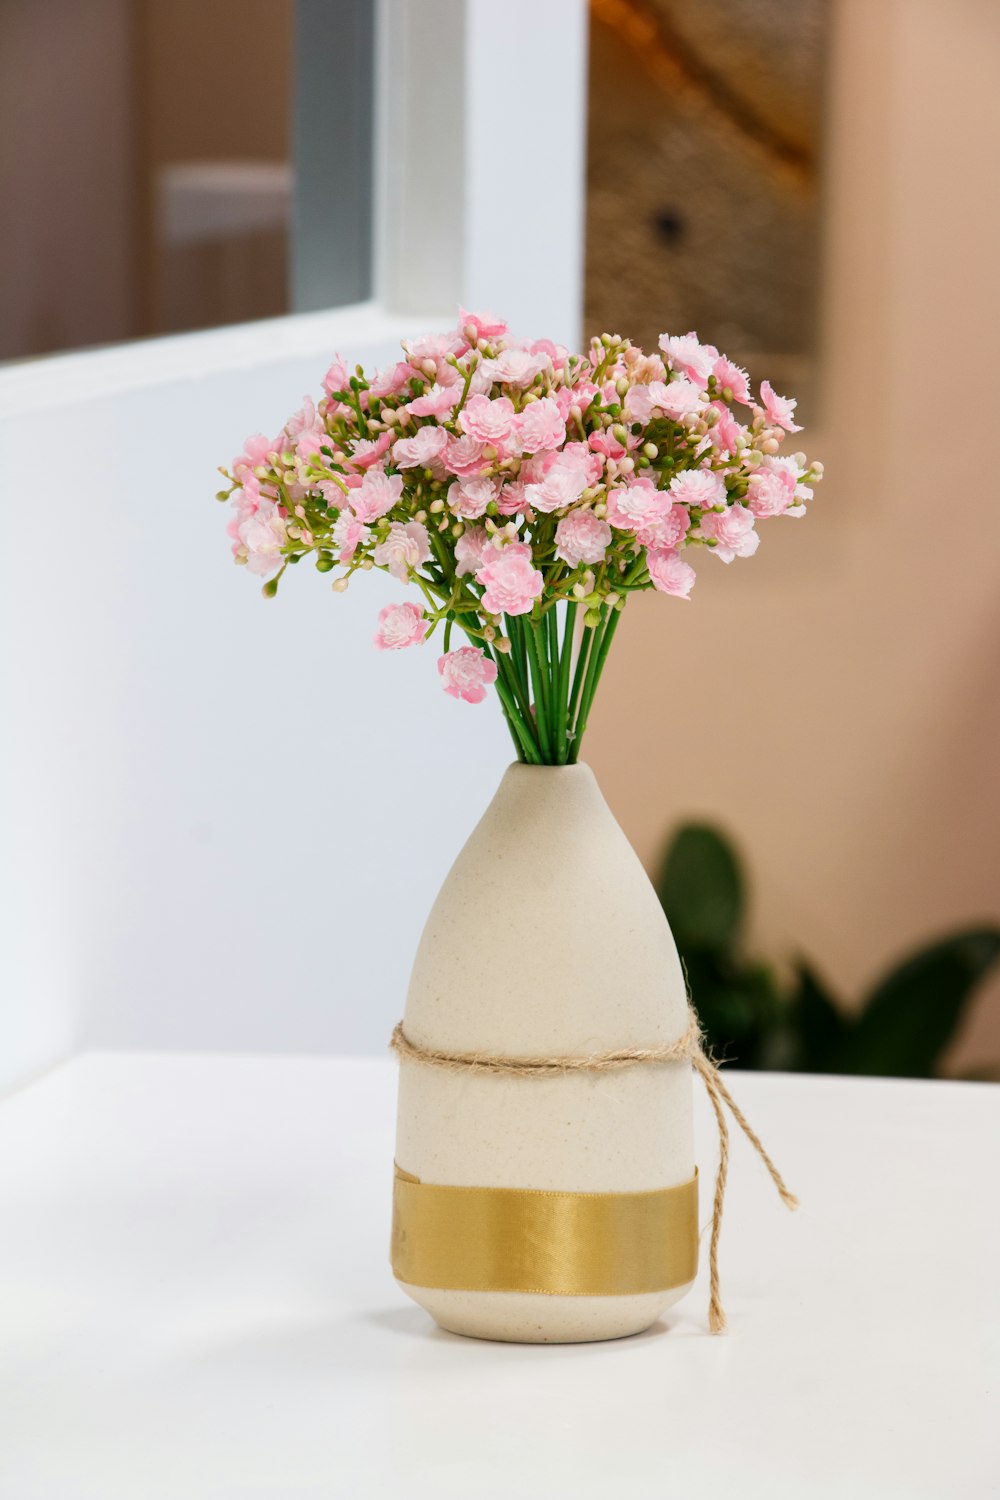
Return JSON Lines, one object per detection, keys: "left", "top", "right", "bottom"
{"left": 390, "top": 1006, "right": 798, "bottom": 1332}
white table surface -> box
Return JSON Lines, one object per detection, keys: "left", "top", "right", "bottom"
{"left": 0, "top": 1054, "right": 997, "bottom": 1500}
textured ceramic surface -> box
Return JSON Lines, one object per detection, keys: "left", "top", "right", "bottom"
{"left": 394, "top": 761, "right": 695, "bottom": 1342}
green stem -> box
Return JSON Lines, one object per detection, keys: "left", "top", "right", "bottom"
{"left": 526, "top": 618, "right": 553, "bottom": 763}
{"left": 488, "top": 651, "right": 541, "bottom": 763}
{"left": 505, "top": 615, "right": 532, "bottom": 704}
{"left": 498, "top": 627, "right": 539, "bottom": 750}
{"left": 556, "top": 600, "right": 577, "bottom": 765}
{"left": 546, "top": 605, "right": 561, "bottom": 758}
{"left": 569, "top": 605, "right": 623, "bottom": 763}
{"left": 567, "top": 615, "right": 595, "bottom": 739}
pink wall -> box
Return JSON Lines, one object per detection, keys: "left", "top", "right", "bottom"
{"left": 588, "top": 0, "right": 1000, "bottom": 1075}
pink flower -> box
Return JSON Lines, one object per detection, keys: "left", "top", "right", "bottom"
{"left": 372, "top": 601, "right": 430, "bottom": 651}
{"left": 392, "top": 424, "right": 449, "bottom": 471}
{"left": 448, "top": 476, "right": 497, "bottom": 519}
{"left": 559, "top": 441, "right": 603, "bottom": 486}
{"left": 459, "top": 394, "right": 518, "bottom": 446}
{"left": 373, "top": 520, "right": 431, "bottom": 581}
{"left": 404, "top": 384, "right": 461, "bottom": 419}
{"left": 332, "top": 510, "right": 369, "bottom": 562}
{"left": 523, "top": 451, "right": 589, "bottom": 513}
{"left": 758, "top": 380, "right": 801, "bottom": 433}
{"left": 443, "top": 433, "right": 488, "bottom": 477}
{"left": 322, "top": 356, "right": 349, "bottom": 397}
{"left": 458, "top": 308, "right": 508, "bottom": 343}
{"left": 649, "top": 377, "right": 703, "bottom": 419}
{"left": 454, "top": 525, "right": 491, "bottom": 576}
{"left": 529, "top": 337, "right": 568, "bottom": 368}
{"left": 368, "top": 362, "right": 414, "bottom": 399}
{"left": 350, "top": 467, "right": 403, "bottom": 522}
{"left": 438, "top": 647, "right": 498, "bottom": 704}
{"left": 346, "top": 431, "right": 392, "bottom": 470}
{"left": 285, "top": 396, "right": 326, "bottom": 453}
{"left": 746, "top": 464, "right": 796, "bottom": 517}
{"left": 588, "top": 428, "right": 627, "bottom": 461}
{"left": 712, "top": 357, "right": 750, "bottom": 404}
{"left": 236, "top": 497, "right": 287, "bottom": 579}
{"left": 764, "top": 455, "right": 812, "bottom": 512}
{"left": 566, "top": 378, "right": 600, "bottom": 413}
{"left": 402, "top": 331, "right": 463, "bottom": 367}
{"left": 605, "top": 476, "right": 670, "bottom": 533}
{"left": 699, "top": 504, "right": 760, "bottom": 563}
{"left": 233, "top": 433, "right": 275, "bottom": 479}
{"left": 659, "top": 333, "right": 717, "bottom": 389}
{"left": 229, "top": 472, "right": 263, "bottom": 523}
{"left": 513, "top": 397, "right": 566, "bottom": 454}
{"left": 480, "top": 348, "right": 552, "bottom": 387}
{"left": 554, "top": 509, "right": 612, "bottom": 567}
{"left": 476, "top": 542, "right": 544, "bottom": 616}
{"left": 647, "top": 548, "right": 696, "bottom": 599}
{"left": 709, "top": 403, "right": 745, "bottom": 455}
{"left": 668, "top": 469, "right": 726, "bottom": 510}
{"left": 636, "top": 503, "right": 690, "bottom": 551}
{"left": 496, "top": 480, "right": 529, "bottom": 515}
{"left": 623, "top": 384, "right": 655, "bottom": 423}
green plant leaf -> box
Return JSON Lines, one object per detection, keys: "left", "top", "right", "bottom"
{"left": 842, "top": 927, "right": 1000, "bottom": 1077}
{"left": 656, "top": 823, "right": 744, "bottom": 953}
{"left": 788, "top": 961, "right": 849, "bottom": 1073}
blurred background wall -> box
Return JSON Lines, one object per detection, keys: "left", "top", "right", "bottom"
{"left": 0, "top": 0, "right": 293, "bottom": 361}
{"left": 2, "top": 0, "right": 998, "bottom": 1080}
{"left": 587, "top": 0, "right": 1000, "bottom": 1076}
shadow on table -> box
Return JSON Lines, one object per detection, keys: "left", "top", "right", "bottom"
{"left": 361, "top": 1305, "right": 680, "bottom": 1348}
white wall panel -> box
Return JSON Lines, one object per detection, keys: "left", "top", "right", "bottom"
{"left": 1, "top": 307, "right": 510, "bottom": 1089}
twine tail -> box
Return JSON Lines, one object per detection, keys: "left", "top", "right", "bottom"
{"left": 691, "top": 1047, "right": 798, "bottom": 1335}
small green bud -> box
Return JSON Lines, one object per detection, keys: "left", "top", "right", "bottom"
{"left": 584, "top": 608, "right": 602, "bottom": 628}
{"left": 262, "top": 578, "right": 279, "bottom": 599}
{"left": 315, "top": 555, "right": 335, "bottom": 573}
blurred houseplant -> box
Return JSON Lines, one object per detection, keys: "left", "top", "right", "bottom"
{"left": 656, "top": 824, "right": 1000, "bottom": 1077}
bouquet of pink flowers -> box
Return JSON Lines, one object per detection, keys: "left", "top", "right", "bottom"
{"left": 219, "top": 311, "right": 822, "bottom": 765}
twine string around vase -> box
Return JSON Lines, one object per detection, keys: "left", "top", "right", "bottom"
{"left": 389, "top": 1007, "right": 798, "bottom": 1333}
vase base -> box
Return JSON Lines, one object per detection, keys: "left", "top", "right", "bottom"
{"left": 397, "top": 1282, "right": 694, "bottom": 1344}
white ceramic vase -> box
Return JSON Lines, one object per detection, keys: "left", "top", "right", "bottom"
{"left": 394, "top": 761, "right": 695, "bottom": 1343}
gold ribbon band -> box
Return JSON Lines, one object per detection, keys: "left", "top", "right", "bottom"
{"left": 391, "top": 1163, "right": 699, "bottom": 1297}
